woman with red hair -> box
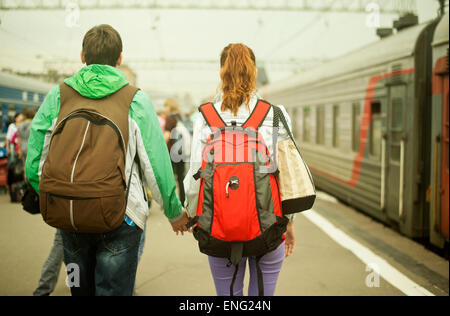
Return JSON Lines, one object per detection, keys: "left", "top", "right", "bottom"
{"left": 184, "top": 43, "right": 296, "bottom": 296}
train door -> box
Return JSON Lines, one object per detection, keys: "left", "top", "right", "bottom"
{"left": 441, "top": 75, "right": 449, "bottom": 239}
{"left": 385, "top": 84, "right": 407, "bottom": 221}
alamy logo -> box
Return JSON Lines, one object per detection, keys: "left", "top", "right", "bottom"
{"left": 169, "top": 125, "right": 280, "bottom": 174}
{"left": 365, "top": 2, "right": 381, "bottom": 28}
{"left": 365, "top": 263, "right": 380, "bottom": 288}
{"left": 65, "top": 1, "right": 80, "bottom": 28}
{"left": 66, "top": 263, "right": 80, "bottom": 288}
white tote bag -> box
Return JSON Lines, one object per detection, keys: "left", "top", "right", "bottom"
{"left": 273, "top": 105, "right": 316, "bottom": 215}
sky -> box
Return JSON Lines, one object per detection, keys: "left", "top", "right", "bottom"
{"left": 0, "top": 0, "right": 444, "bottom": 110}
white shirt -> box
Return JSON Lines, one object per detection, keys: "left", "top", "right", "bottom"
{"left": 183, "top": 92, "right": 294, "bottom": 220}
{"left": 6, "top": 123, "right": 17, "bottom": 141}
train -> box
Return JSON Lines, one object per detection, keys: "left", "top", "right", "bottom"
{"left": 0, "top": 71, "right": 52, "bottom": 193}
{"left": 262, "top": 13, "right": 449, "bottom": 250}
{"left": 0, "top": 71, "right": 53, "bottom": 136}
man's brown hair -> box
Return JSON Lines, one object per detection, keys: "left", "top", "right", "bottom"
{"left": 82, "top": 24, "right": 122, "bottom": 66}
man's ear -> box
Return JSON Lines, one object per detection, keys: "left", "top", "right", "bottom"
{"left": 116, "top": 53, "right": 123, "bottom": 67}
{"left": 81, "top": 51, "right": 86, "bottom": 65}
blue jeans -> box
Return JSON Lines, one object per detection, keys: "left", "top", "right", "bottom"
{"left": 60, "top": 222, "right": 142, "bottom": 296}
{"left": 133, "top": 222, "right": 146, "bottom": 293}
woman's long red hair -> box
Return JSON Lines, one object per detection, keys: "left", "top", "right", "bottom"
{"left": 220, "top": 43, "right": 256, "bottom": 116}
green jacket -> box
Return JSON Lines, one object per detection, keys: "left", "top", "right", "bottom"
{"left": 25, "top": 64, "right": 183, "bottom": 228}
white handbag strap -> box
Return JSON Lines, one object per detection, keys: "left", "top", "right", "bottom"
{"left": 272, "top": 105, "right": 300, "bottom": 153}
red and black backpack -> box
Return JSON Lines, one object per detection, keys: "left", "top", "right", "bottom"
{"left": 187, "top": 99, "right": 288, "bottom": 296}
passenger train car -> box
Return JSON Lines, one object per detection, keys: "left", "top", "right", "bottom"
{"left": 262, "top": 13, "right": 449, "bottom": 250}
{"left": 0, "top": 71, "right": 53, "bottom": 134}
{"left": 430, "top": 14, "right": 449, "bottom": 249}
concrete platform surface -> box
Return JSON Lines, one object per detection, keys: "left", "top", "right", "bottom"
{"left": 0, "top": 191, "right": 447, "bottom": 296}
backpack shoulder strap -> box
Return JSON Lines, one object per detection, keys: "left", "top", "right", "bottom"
{"left": 58, "top": 83, "right": 139, "bottom": 116}
{"left": 198, "top": 102, "right": 226, "bottom": 128}
{"left": 58, "top": 83, "right": 78, "bottom": 118}
{"left": 242, "top": 99, "right": 271, "bottom": 129}
{"left": 114, "top": 84, "right": 140, "bottom": 109}
{"left": 59, "top": 82, "right": 76, "bottom": 105}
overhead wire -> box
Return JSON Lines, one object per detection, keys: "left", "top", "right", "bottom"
{"left": 263, "top": 0, "right": 337, "bottom": 60}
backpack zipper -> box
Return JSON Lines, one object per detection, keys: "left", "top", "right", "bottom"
{"left": 68, "top": 121, "right": 90, "bottom": 230}
{"left": 71, "top": 121, "right": 90, "bottom": 182}
{"left": 47, "top": 193, "right": 95, "bottom": 231}
{"left": 52, "top": 110, "right": 126, "bottom": 153}
{"left": 48, "top": 193, "right": 95, "bottom": 201}
{"left": 77, "top": 110, "right": 126, "bottom": 152}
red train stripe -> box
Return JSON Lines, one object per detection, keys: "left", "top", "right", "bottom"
{"left": 311, "top": 68, "right": 415, "bottom": 187}
{"left": 432, "top": 56, "right": 448, "bottom": 95}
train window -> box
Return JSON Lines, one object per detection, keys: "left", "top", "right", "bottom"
{"left": 303, "top": 107, "right": 311, "bottom": 143}
{"left": 390, "top": 145, "right": 401, "bottom": 162}
{"left": 352, "top": 102, "right": 361, "bottom": 152}
{"left": 391, "top": 98, "right": 403, "bottom": 130}
{"left": 316, "top": 105, "right": 325, "bottom": 145}
{"left": 332, "top": 105, "right": 340, "bottom": 148}
{"left": 370, "top": 102, "right": 382, "bottom": 157}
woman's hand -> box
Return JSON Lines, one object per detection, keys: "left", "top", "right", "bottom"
{"left": 171, "top": 208, "right": 189, "bottom": 236}
{"left": 285, "top": 221, "right": 295, "bottom": 258}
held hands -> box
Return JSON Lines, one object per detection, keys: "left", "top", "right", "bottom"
{"left": 170, "top": 208, "right": 190, "bottom": 236}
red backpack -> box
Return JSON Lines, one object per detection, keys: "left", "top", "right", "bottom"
{"left": 188, "top": 100, "right": 288, "bottom": 296}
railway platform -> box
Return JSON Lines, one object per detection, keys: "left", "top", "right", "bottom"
{"left": 0, "top": 190, "right": 447, "bottom": 296}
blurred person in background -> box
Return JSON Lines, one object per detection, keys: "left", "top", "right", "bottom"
{"left": 181, "top": 112, "right": 194, "bottom": 136}
{"left": 163, "top": 98, "right": 179, "bottom": 143}
{"left": 8, "top": 109, "right": 36, "bottom": 202}
{"left": 6, "top": 113, "right": 24, "bottom": 157}
{"left": 33, "top": 230, "right": 64, "bottom": 296}
{"left": 157, "top": 109, "right": 166, "bottom": 132}
{"left": 164, "top": 98, "right": 191, "bottom": 206}
{"left": 188, "top": 110, "right": 200, "bottom": 135}
{"left": 13, "top": 109, "right": 65, "bottom": 296}
{"left": 17, "top": 109, "right": 36, "bottom": 162}
{"left": 6, "top": 113, "right": 24, "bottom": 201}
{"left": 6, "top": 113, "right": 25, "bottom": 202}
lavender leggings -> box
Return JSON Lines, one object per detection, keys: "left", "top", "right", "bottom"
{"left": 208, "top": 242, "right": 285, "bottom": 296}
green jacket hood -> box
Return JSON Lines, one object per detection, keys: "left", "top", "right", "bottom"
{"left": 64, "top": 64, "right": 128, "bottom": 99}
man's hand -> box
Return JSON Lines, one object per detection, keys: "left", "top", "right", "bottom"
{"left": 285, "top": 221, "right": 295, "bottom": 258}
{"left": 171, "top": 208, "right": 189, "bottom": 236}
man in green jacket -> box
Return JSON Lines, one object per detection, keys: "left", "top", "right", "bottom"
{"left": 25, "top": 24, "right": 188, "bottom": 296}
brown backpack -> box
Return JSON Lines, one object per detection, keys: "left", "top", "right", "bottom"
{"left": 39, "top": 83, "right": 139, "bottom": 233}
